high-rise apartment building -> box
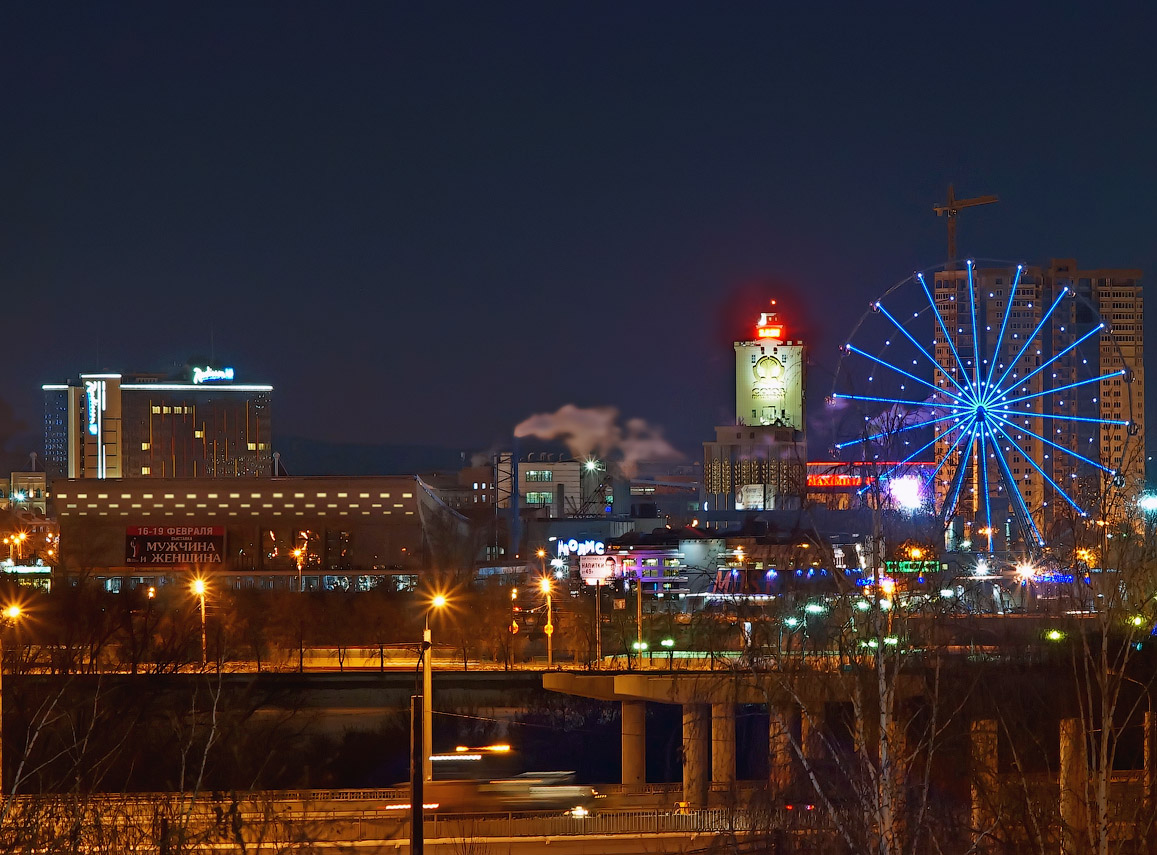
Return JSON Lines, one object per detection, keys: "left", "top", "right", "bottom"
{"left": 932, "top": 259, "right": 1143, "bottom": 544}
{"left": 43, "top": 364, "right": 273, "bottom": 480}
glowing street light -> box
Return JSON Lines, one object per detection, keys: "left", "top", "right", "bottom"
{"left": 421, "top": 592, "right": 449, "bottom": 783}
{"left": 192, "top": 578, "right": 207, "bottom": 665}
{"left": 540, "top": 577, "right": 554, "bottom": 667}
{"left": 0, "top": 603, "right": 24, "bottom": 791}
{"left": 292, "top": 547, "right": 304, "bottom": 592}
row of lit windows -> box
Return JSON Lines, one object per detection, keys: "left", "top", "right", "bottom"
{"left": 68, "top": 509, "right": 414, "bottom": 517}
{"left": 66, "top": 501, "right": 408, "bottom": 510}
{"left": 59, "top": 491, "right": 414, "bottom": 500}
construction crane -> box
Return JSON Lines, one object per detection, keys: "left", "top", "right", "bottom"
{"left": 933, "top": 184, "right": 998, "bottom": 263}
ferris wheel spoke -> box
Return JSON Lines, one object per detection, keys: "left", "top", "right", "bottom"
{"left": 977, "top": 420, "right": 994, "bottom": 551}
{"left": 986, "top": 421, "right": 1045, "bottom": 546}
{"left": 966, "top": 261, "right": 983, "bottom": 399}
{"left": 873, "top": 300, "right": 973, "bottom": 402}
{"left": 856, "top": 419, "right": 967, "bottom": 495}
{"left": 845, "top": 344, "right": 968, "bottom": 406}
{"left": 993, "top": 323, "right": 1105, "bottom": 405}
{"left": 834, "top": 411, "right": 966, "bottom": 451}
{"left": 982, "top": 264, "right": 1024, "bottom": 392}
{"left": 988, "top": 409, "right": 1130, "bottom": 428}
{"left": 988, "top": 287, "right": 1070, "bottom": 400}
{"left": 924, "top": 420, "right": 971, "bottom": 488}
{"left": 989, "top": 412, "right": 1116, "bottom": 474}
{"left": 941, "top": 428, "right": 978, "bottom": 523}
{"left": 994, "top": 369, "right": 1126, "bottom": 410}
{"left": 832, "top": 392, "right": 959, "bottom": 410}
{"left": 918, "top": 271, "right": 973, "bottom": 391}
{"left": 987, "top": 418, "right": 1089, "bottom": 516}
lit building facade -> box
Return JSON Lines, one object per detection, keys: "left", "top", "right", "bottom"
{"left": 43, "top": 365, "right": 273, "bottom": 480}
{"left": 494, "top": 453, "right": 613, "bottom": 517}
{"left": 704, "top": 306, "right": 808, "bottom": 511}
{"left": 52, "top": 475, "right": 468, "bottom": 591}
{"left": 932, "top": 260, "right": 1144, "bottom": 542}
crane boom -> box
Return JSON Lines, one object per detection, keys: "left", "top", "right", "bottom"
{"left": 933, "top": 183, "right": 998, "bottom": 263}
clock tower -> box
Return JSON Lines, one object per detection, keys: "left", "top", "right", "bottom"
{"left": 703, "top": 303, "right": 809, "bottom": 511}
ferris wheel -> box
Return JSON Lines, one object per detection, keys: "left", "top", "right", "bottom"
{"left": 830, "top": 259, "right": 1138, "bottom": 552}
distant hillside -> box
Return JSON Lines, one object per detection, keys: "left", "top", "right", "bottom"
{"left": 272, "top": 436, "right": 467, "bottom": 476}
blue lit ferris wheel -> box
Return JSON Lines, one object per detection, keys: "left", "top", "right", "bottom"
{"left": 830, "top": 260, "right": 1138, "bottom": 552}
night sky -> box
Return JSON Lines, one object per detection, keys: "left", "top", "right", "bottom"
{"left": 3, "top": 3, "right": 1154, "bottom": 470}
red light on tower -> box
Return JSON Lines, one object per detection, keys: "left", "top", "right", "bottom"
{"left": 756, "top": 303, "right": 784, "bottom": 340}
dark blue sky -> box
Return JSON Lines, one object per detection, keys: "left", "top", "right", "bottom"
{"left": 2, "top": 2, "right": 1154, "bottom": 465}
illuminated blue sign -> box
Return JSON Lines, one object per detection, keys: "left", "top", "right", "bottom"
{"left": 84, "top": 380, "right": 103, "bottom": 436}
{"left": 556, "top": 539, "right": 605, "bottom": 558}
{"left": 192, "top": 366, "right": 235, "bottom": 384}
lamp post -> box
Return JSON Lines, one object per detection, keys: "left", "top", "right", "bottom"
{"left": 192, "top": 578, "right": 207, "bottom": 666}
{"left": 540, "top": 577, "right": 553, "bottom": 667}
{"left": 422, "top": 594, "right": 447, "bottom": 783}
{"left": 0, "top": 604, "right": 24, "bottom": 792}
{"left": 292, "top": 547, "right": 304, "bottom": 593}
{"left": 509, "top": 587, "right": 518, "bottom": 669}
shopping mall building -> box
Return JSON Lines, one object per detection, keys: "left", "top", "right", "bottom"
{"left": 53, "top": 475, "right": 469, "bottom": 592}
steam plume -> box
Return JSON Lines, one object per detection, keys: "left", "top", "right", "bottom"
{"left": 513, "top": 405, "right": 682, "bottom": 477}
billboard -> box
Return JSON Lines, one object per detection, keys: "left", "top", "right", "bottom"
{"left": 126, "top": 526, "right": 225, "bottom": 565}
{"left": 579, "top": 554, "right": 622, "bottom": 586}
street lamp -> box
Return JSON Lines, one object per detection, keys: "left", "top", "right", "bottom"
{"left": 192, "top": 578, "right": 207, "bottom": 666}
{"left": 0, "top": 604, "right": 24, "bottom": 792}
{"left": 422, "top": 593, "right": 448, "bottom": 783}
{"left": 509, "top": 587, "right": 519, "bottom": 669}
{"left": 540, "top": 577, "right": 554, "bottom": 667}
{"left": 292, "top": 548, "right": 304, "bottom": 592}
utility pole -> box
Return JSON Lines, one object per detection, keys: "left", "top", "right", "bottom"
{"left": 933, "top": 184, "right": 998, "bottom": 264}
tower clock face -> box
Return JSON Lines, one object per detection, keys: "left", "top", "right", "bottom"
{"left": 753, "top": 356, "right": 783, "bottom": 385}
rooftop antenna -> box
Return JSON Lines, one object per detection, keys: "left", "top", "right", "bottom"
{"left": 933, "top": 183, "right": 998, "bottom": 265}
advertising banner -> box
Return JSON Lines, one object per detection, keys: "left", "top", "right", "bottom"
{"left": 126, "top": 526, "right": 225, "bottom": 565}
{"left": 579, "top": 554, "right": 622, "bottom": 586}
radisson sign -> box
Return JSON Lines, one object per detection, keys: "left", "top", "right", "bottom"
{"left": 192, "top": 366, "right": 235, "bottom": 384}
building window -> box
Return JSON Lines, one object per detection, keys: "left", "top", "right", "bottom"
{"left": 141, "top": 442, "right": 150, "bottom": 450}
{"left": 525, "top": 470, "right": 553, "bottom": 482}
{"left": 141, "top": 467, "right": 151, "bottom": 475}
{"left": 525, "top": 492, "right": 554, "bottom": 505}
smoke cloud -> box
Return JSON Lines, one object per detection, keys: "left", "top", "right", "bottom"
{"left": 513, "top": 405, "right": 683, "bottom": 477}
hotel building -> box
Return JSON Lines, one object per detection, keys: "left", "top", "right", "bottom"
{"left": 43, "top": 365, "right": 272, "bottom": 480}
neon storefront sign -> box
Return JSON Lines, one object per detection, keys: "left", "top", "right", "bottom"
{"left": 556, "top": 539, "right": 605, "bottom": 558}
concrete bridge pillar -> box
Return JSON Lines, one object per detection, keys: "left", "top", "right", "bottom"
{"left": 711, "top": 702, "right": 736, "bottom": 789}
{"left": 621, "top": 700, "right": 646, "bottom": 791}
{"left": 1059, "top": 717, "right": 1087, "bottom": 855}
{"left": 769, "top": 705, "right": 792, "bottom": 797}
{"left": 682, "top": 703, "right": 710, "bottom": 808}
{"left": 970, "top": 718, "right": 998, "bottom": 843}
